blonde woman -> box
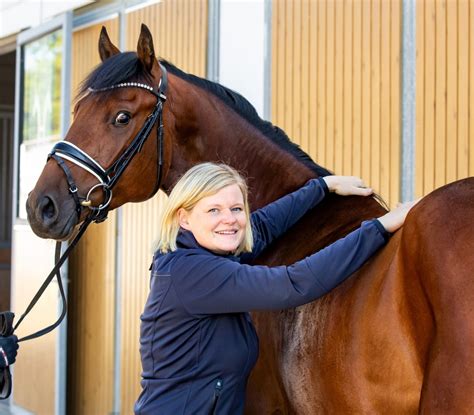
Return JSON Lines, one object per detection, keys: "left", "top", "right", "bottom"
{"left": 135, "top": 162, "right": 415, "bottom": 414}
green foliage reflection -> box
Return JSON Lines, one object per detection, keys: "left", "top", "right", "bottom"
{"left": 22, "top": 30, "right": 62, "bottom": 143}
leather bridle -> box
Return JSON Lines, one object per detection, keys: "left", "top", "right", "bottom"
{"left": 10, "top": 63, "right": 168, "bottom": 345}
{"left": 49, "top": 63, "right": 168, "bottom": 223}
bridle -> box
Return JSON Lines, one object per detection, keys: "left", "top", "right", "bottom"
{"left": 49, "top": 64, "right": 168, "bottom": 223}
{"left": 7, "top": 63, "right": 168, "bottom": 347}
{"left": 0, "top": 68, "right": 169, "bottom": 404}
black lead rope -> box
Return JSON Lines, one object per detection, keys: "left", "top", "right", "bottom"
{"left": 13, "top": 216, "right": 93, "bottom": 342}
{"left": 0, "top": 217, "right": 93, "bottom": 400}
{"left": 0, "top": 65, "right": 168, "bottom": 400}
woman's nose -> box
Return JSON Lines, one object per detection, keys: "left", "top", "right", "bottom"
{"left": 222, "top": 209, "right": 236, "bottom": 223}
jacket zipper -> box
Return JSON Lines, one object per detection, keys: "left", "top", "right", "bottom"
{"left": 208, "top": 378, "right": 223, "bottom": 415}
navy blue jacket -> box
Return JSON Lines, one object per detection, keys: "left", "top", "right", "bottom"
{"left": 134, "top": 178, "right": 389, "bottom": 414}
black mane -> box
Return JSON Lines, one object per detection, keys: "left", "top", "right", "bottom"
{"left": 79, "top": 52, "right": 331, "bottom": 177}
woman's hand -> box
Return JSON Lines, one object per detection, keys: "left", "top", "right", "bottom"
{"left": 322, "top": 176, "right": 373, "bottom": 197}
{"left": 0, "top": 335, "right": 18, "bottom": 368}
{"left": 377, "top": 200, "right": 419, "bottom": 233}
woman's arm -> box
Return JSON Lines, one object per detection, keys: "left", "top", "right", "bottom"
{"left": 171, "top": 199, "right": 417, "bottom": 316}
{"left": 243, "top": 176, "right": 373, "bottom": 262}
{"left": 172, "top": 219, "right": 387, "bottom": 315}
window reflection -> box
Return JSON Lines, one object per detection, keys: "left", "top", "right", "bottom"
{"left": 19, "top": 30, "right": 62, "bottom": 219}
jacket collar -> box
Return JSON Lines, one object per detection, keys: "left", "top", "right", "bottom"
{"left": 176, "top": 229, "right": 240, "bottom": 261}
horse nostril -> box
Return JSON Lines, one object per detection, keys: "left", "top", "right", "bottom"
{"left": 39, "top": 195, "right": 58, "bottom": 224}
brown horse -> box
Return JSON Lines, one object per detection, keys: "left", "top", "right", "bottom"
{"left": 26, "top": 25, "right": 474, "bottom": 414}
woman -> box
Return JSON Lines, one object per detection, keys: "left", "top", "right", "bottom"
{"left": 135, "top": 163, "right": 415, "bottom": 414}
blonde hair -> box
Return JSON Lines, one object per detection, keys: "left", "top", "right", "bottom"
{"left": 156, "top": 162, "right": 253, "bottom": 255}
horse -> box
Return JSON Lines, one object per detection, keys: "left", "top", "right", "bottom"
{"left": 26, "top": 24, "right": 474, "bottom": 414}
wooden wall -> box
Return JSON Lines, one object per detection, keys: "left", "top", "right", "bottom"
{"left": 67, "top": 19, "right": 119, "bottom": 415}
{"left": 272, "top": 0, "right": 402, "bottom": 206}
{"left": 64, "top": 1, "right": 474, "bottom": 413}
{"left": 120, "top": 2, "right": 208, "bottom": 411}
{"left": 415, "top": 0, "right": 474, "bottom": 197}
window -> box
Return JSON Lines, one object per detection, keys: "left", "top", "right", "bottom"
{"left": 18, "top": 29, "right": 62, "bottom": 219}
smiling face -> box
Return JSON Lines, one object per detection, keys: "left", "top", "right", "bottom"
{"left": 178, "top": 184, "right": 247, "bottom": 255}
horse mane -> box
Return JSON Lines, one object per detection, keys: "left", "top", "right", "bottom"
{"left": 78, "top": 52, "right": 331, "bottom": 177}
{"left": 160, "top": 60, "right": 332, "bottom": 178}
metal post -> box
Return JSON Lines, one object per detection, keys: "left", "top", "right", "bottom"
{"left": 401, "top": 0, "right": 416, "bottom": 201}
{"left": 207, "top": 0, "right": 220, "bottom": 82}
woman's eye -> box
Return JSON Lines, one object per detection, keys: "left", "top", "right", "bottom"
{"left": 114, "top": 112, "right": 131, "bottom": 125}
{"left": 231, "top": 207, "right": 243, "bottom": 212}
{"left": 208, "top": 208, "right": 218, "bottom": 213}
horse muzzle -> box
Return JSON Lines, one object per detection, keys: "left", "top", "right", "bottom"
{"left": 26, "top": 191, "right": 79, "bottom": 240}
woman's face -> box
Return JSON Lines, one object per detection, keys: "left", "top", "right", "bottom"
{"left": 178, "top": 184, "right": 247, "bottom": 254}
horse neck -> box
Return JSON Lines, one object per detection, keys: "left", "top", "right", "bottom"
{"left": 163, "top": 73, "right": 386, "bottom": 223}
{"left": 162, "top": 74, "right": 313, "bottom": 206}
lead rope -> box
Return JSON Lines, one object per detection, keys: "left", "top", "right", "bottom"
{"left": 13, "top": 216, "right": 93, "bottom": 342}
{"left": 11, "top": 64, "right": 168, "bottom": 343}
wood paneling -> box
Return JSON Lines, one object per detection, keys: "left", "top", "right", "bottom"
{"left": 272, "top": 0, "right": 402, "bottom": 207}
{"left": 67, "top": 19, "right": 119, "bottom": 415}
{"left": 120, "top": 2, "right": 207, "bottom": 412}
{"left": 416, "top": 0, "right": 474, "bottom": 197}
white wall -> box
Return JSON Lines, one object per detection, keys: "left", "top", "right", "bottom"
{"left": 219, "top": 0, "right": 266, "bottom": 117}
{"left": 0, "top": 0, "right": 92, "bottom": 38}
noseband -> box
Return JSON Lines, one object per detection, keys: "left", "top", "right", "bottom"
{"left": 48, "top": 62, "right": 168, "bottom": 223}
{"left": 7, "top": 64, "right": 168, "bottom": 358}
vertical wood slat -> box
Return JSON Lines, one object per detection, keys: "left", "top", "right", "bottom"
{"left": 308, "top": 0, "right": 318, "bottom": 160}
{"left": 416, "top": 0, "right": 474, "bottom": 197}
{"left": 361, "top": 0, "right": 371, "bottom": 183}
{"left": 424, "top": 0, "right": 436, "bottom": 195}
{"left": 436, "top": 0, "right": 447, "bottom": 188}
{"left": 390, "top": 0, "right": 401, "bottom": 205}
{"left": 343, "top": 0, "right": 353, "bottom": 176}
{"left": 68, "top": 19, "right": 119, "bottom": 415}
{"left": 371, "top": 0, "right": 381, "bottom": 193}
{"left": 415, "top": 0, "right": 425, "bottom": 196}
{"left": 317, "top": 0, "right": 327, "bottom": 168}
{"left": 446, "top": 0, "right": 458, "bottom": 184}
{"left": 272, "top": 0, "right": 401, "bottom": 207}
{"left": 380, "top": 0, "right": 390, "bottom": 200}
{"left": 458, "top": 0, "right": 469, "bottom": 179}
{"left": 353, "top": 0, "right": 362, "bottom": 179}
{"left": 470, "top": 1, "right": 474, "bottom": 177}
{"left": 334, "top": 0, "right": 343, "bottom": 174}
{"left": 326, "top": 0, "right": 335, "bottom": 169}
{"left": 121, "top": 2, "right": 208, "bottom": 412}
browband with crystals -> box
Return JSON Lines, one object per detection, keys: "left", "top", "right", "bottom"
{"left": 88, "top": 81, "right": 154, "bottom": 93}
{"left": 87, "top": 61, "right": 168, "bottom": 101}
{"left": 88, "top": 79, "right": 166, "bottom": 101}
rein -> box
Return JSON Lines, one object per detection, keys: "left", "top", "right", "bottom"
{"left": 10, "top": 63, "right": 168, "bottom": 345}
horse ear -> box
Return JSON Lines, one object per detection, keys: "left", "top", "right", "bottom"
{"left": 137, "top": 24, "right": 156, "bottom": 73}
{"left": 98, "top": 26, "right": 120, "bottom": 62}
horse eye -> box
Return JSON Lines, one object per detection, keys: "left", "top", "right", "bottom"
{"left": 114, "top": 112, "right": 131, "bottom": 126}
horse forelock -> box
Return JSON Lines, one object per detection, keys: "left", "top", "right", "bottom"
{"left": 77, "top": 52, "right": 154, "bottom": 101}
{"left": 159, "top": 60, "right": 332, "bottom": 178}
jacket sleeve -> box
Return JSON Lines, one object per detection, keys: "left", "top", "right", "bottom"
{"left": 241, "top": 178, "right": 329, "bottom": 263}
{"left": 171, "top": 219, "right": 389, "bottom": 316}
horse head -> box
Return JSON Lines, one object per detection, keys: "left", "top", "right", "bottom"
{"left": 26, "top": 24, "right": 172, "bottom": 240}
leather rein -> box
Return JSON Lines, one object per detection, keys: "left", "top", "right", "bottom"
{"left": 13, "top": 63, "right": 168, "bottom": 343}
